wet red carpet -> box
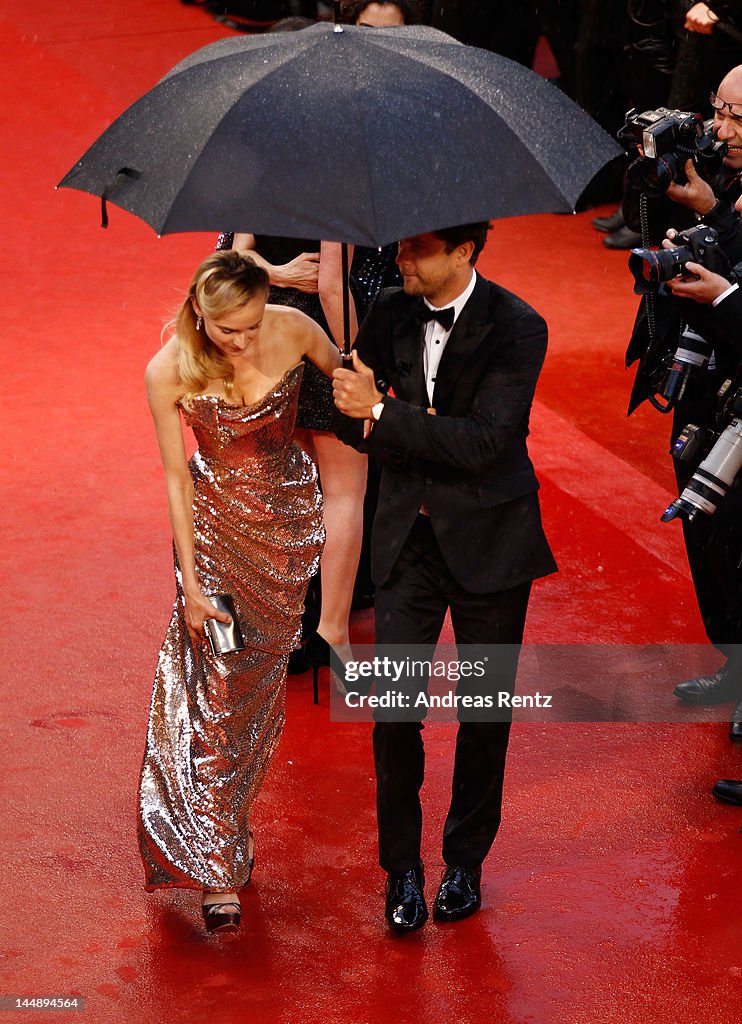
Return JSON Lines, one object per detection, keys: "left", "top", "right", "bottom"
{"left": 1, "top": 3, "right": 741, "bottom": 1023}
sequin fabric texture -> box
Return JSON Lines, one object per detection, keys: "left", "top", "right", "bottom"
{"left": 138, "top": 364, "right": 324, "bottom": 892}
{"left": 350, "top": 244, "right": 401, "bottom": 321}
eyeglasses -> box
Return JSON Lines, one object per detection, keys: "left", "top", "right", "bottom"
{"left": 710, "top": 91, "right": 742, "bottom": 123}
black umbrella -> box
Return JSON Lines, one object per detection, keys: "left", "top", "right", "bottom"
{"left": 58, "top": 23, "right": 621, "bottom": 246}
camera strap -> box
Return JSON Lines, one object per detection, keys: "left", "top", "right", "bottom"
{"left": 639, "top": 190, "right": 684, "bottom": 414}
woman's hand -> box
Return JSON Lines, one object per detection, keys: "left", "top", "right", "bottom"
{"left": 184, "top": 589, "right": 232, "bottom": 645}
{"left": 232, "top": 233, "right": 320, "bottom": 293}
{"left": 684, "top": 2, "right": 718, "bottom": 34}
{"left": 274, "top": 252, "right": 320, "bottom": 292}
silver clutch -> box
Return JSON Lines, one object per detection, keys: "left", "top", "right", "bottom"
{"left": 204, "top": 594, "right": 245, "bottom": 656}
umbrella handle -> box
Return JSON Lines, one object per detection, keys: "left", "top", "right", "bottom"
{"left": 100, "top": 167, "right": 140, "bottom": 228}
{"left": 341, "top": 241, "right": 351, "bottom": 358}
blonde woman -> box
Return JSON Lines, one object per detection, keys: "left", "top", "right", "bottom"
{"left": 138, "top": 250, "right": 341, "bottom": 934}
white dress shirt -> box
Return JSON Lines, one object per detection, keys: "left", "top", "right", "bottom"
{"left": 422, "top": 270, "right": 477, "bottom": 405}
{"left": 712, "top": 281, "right": 739, "bottom": 307}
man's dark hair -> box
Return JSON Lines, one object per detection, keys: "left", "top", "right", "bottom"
{"left": 432, "top": 222, "right": 491, "bottom": 265}
{"left": 342, "top": 0, "right": 420, "bottom": 24}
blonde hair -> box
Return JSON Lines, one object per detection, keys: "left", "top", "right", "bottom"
{"left": 175, "top": 250, "right": 269, "bottom": 407}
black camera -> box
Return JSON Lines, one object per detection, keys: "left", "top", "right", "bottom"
{"left": 670, "top": 423, "right": 717, "bottom": 465}
{"left": 619, "top": 107, "right": 727, "bottom": 195}
{"left": 663, "top": 384, "right": 742, "bottom": 522}
{"left": 628, "top": 224, "right": 730, "bottom": 294}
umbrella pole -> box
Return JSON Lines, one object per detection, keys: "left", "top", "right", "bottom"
{"left": 342, "top": 241, "right": 352, "bottom": 361}
{"left": 332, "top": 12, "right": 350, "bottom": 359}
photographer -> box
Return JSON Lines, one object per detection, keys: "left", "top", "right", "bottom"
{"left": 663, "top": 216, "right": 742, "bottom": 807}
{"left": 622, "top": 122, "right": 741, "bottom": 249}
{"left": 668, "top": 254, "right": 742, "bottom": 354}
{"left": 624, "top": 66, "right": 742, "bottom": 746}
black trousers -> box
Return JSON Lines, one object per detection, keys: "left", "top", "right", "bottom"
{"left": 373, "top": 514, "right": 532, "bottom": 875}
{"left": 673, "top": 387, "right": 742, "bottom": 675}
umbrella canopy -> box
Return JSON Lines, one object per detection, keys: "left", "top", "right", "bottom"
{"left": 58, "top": 24, "right": 621, "bottom": 246}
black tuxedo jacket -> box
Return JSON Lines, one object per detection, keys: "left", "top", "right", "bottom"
{"left": 338, "top": 273, "right": 557, "bottom": 593}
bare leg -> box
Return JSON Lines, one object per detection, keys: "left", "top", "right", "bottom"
{"left": 296, "top": 429, "right": 366, "bottom": 646}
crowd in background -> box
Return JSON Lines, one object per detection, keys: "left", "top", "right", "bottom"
{"left": 237, "top": 2, "right": 742, "bottom": 131}
{"left": 188, "top": 2, "right": 742, "bottom": 230}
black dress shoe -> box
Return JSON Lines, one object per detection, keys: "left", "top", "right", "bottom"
{"left": 603, "top": 225, "right": 643, "bottom": 250}
{"left": 384, "top": 865, "right": 428, "bottom": 934}
{"left": 712, "top": 779, "right": 742, "bottom": 806}
{"left": 592, "top": 209, "right": 624, "bottom": 233}
{"left": 433, "top": 865, "right": 482, "bottom": 922}
{"left": 730, "top": 697, "right": 742, "bottom": 742}
{"left": 673, "top": 664, "right": 741, "bottom": 705}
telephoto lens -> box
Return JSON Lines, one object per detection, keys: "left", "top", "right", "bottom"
{"left": 659, "top": 327, "right": 713, "bottom": 403}
{"left": 662, "top": 417, "right": 742, "bottom": 521}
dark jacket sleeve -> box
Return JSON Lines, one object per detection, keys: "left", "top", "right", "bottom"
{"left": 706, "top": 202, "right": 742, "bottom": 265}
{"left": 704, "top": 286, "right": 742, "bottom": 363}
{"left": 708, "top": 1, "right": 742, "bottom": 28}
{"left": 364, "top": 311, "right": 547, "bottom": 476}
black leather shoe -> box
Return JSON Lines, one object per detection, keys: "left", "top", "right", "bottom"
{"left": 592, "top": 209, "right": 624, "bottom": 233}
{"left": 673, "top": 665, "right": 741, "bottom": 705}
{"left": 712, "top": 779, "right": 742, "bottom": 806}
{"left": 603, "top": 225, "right": 642, "bottom": 250}
{"left": 730, "top": 697, "right": 742, "bottom": 742}
{"left": 384, "top": 865, "right": 428, "bottom": 934}
{"left": 433, "top": 865, "right": 482, "bottom": 922}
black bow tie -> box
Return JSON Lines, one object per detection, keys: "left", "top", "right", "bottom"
{"left": 416, "top": 303, "right": 455, "bottom": 331}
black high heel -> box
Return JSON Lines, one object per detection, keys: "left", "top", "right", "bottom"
{"left": 305, "top": 634, "right": 349, "bottom": 703}
{"left": 305, "top": 632, "right": 330, "bottom": 704}
{"left": 290, "top": 574, "right": 321, "bottom": 678}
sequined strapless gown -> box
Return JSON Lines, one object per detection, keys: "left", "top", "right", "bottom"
{"left": 138, "top": 364, "right": 324, "bottom": 892}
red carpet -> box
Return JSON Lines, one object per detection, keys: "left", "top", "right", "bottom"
{"left": 2, "top": 4, "right": 741, "bottom": 1023}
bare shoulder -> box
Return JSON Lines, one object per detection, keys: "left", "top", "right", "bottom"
{"left": 145, "top": 336, "right": 182, "bottom": 399}
{"left": 263, "top": 303, "right": 320, "bottom": 358}
{"left": 263, "top": 303, "right": 316, "bottom": 336}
